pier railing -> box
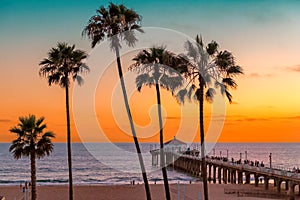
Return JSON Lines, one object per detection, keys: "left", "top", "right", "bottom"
{"left": 150, "top": 148, "right": 300, "bottom": 200}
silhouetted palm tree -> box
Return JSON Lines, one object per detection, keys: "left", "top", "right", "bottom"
{"left": 39, "top": 42, "right": 89, "bottom": 200}
{"left": 83, "top": 3, "right": 151, "bottom": 199}
{"left": 9, "top": 115, "right": 55, "bottom": 200}
{"left": 130, "top": 47, "right": 187, "bottom": 200}
{"left": 177, "top": 35, "right": 243, "bottom": 200}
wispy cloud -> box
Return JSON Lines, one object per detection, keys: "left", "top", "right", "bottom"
{"left": 235, "top": 117, "right": 270, "bottom": 122}
{"left": 248, "top": 73, "right": 274, "bottom": 78}
{"left": 165, "top": 116, "right": 180, "bottom": 120}
{"left": 281, "top": 116, "right": 300, "bottom": 120}
{"left": 228, "top": 115, "right": 300, "bottom": 122}
{"left": 0, "top": 119, "right": 11, "bottom": 123}
{"left": 166, "top": 114, "right": 300, "bottom": 123}
{"left": 285, "top": 65, "right": 300, "bottom": 72}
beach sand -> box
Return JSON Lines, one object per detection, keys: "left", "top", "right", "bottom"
{"left": 0, "top": 183, "right": 297, "bottom": 200}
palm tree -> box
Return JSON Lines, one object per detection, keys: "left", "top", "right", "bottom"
{"left": 82, "top": 3, "right": 151, "bottom": 199}
{"left": 9, "top": 114, "right": 55, "bottom": 200}
{"left": 39, "top": 42, "right": 89, "bottom": 200}
{"left": 130, "top": 47, "right": 187, "bottom": 200}
{"left": 177, "top": 35, "right": 243, "bottom": 200}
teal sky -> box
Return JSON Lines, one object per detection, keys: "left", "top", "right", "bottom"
{"left": 1, "top": 0, "right": 300, "bottom": 51}
{"left": 1, "top": 0, "right": 300, "bottom": 142}
{"left": 1, "top": 0, "right": 300, "bottom": 85}
{"left": 1, "top": 1, "right": 300, "bottom": 62}
{"left": 1, "top": 0, "right": 300, "bottom": 49}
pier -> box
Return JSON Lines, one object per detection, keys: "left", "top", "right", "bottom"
{"left": 150, "top": 144, "right": 300, "bottom": 200}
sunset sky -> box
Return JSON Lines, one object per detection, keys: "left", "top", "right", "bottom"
{"left": 1, "top": 0, "right": 300, "bottom": 143}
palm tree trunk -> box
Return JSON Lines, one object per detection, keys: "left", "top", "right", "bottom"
{"left": 65, "top": 85, "right": 73, "bottom": 200}
{"left": 30, "top": 146, "right": 37, "bottom": 200}
{"left": 155, "top": 82, "right": 171, "bottom": 200}
{"left": 199, "top": 77, "right": 209, "bottom": 200}
{"left": 115, "top": 47, "right": 151, "bottom": 200}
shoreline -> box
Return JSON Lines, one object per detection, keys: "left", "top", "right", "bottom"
{"left": 1, "top": 183, "right": 297, "bottom": 200}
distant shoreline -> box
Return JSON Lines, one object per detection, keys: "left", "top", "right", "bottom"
{"left": 1, "top": 142, "right": 300, "bottom": 144}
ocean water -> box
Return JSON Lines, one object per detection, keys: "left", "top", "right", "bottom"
{"left": 0, "top": 143, "right": 299, "bottom": 185}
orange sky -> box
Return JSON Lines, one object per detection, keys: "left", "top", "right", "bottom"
{"left": 1, "top": 1, "right": 300, "bottom": 143}
{"left": 2, "top": 50, "right": 299, "bottom": 143}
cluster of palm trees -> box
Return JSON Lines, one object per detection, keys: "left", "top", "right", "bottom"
{"left": 9, "top": 3, "right": 242, "bottom": 200}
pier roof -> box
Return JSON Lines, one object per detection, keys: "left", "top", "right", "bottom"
{"left": 164, "top": 136, "right": 186, "bottom": 146}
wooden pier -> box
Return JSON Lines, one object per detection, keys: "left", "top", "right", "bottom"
{"left": 150, "top": 149, "right": 300, "bottom": 200}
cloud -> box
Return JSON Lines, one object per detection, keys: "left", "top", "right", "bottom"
{"left": 248, "top": 73, "right": 274, "bottom": 78}
{"left": 281, "top": 116, "right": 300, "bottom": 120}
{"left": 166, "top": 114, "right": 300, "bottom": 122}
{"left": 230, "top": 115, "right": 300, "bottom": 122}
{"left": 165, "top": 116, "right": 180, "bottom": 120}
{"left": 0, "top": 119, "right": 11, "bottom": 123}
{"left": 285, "top": 65, "right": 300, "bottom": 72}
{"left": 235, "top": 117, "right": 270, "bottom": 122}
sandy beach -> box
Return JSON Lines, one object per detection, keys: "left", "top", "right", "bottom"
{"left": 1, "top": 183, "right": 296, "bottom": 200}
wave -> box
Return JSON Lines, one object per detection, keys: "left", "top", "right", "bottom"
{"left": 37, "top": 179, "right": 68, "bottom": 183}
{"left": 0, "top": 180, "right": 23, "bottom": 184}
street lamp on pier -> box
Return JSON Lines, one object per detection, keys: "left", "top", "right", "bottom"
{"left": 269, "top": 153, "right": 272, "bottom": 169}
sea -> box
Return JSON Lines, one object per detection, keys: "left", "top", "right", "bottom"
{"left": 0, "top": 143, "right": 299, "bottom": 185}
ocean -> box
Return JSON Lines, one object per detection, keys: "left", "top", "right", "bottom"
{"left": 0, "top": 143, "right": 299, "bottom": 185}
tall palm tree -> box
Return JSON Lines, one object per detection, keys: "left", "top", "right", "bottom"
{"left": 9, "top": 114, "right": 55, "bottom": 200}
{"left": 177, "top": 35, "right": 243, "bottom": 200}
{"left": 83, "top": 3, "right": 151, "bottom": 199}
{"left": 130, "top": 47, "right": 187, "bottom": 200}
{"left": 39, "top": 42, "right": 89, "bottom": 200}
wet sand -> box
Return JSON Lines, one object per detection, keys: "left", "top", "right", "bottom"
{"left": 0, "top": 183, "right": 295, "bottom": 200}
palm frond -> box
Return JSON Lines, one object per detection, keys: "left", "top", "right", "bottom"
{"left": 75, "top": 75, "right": 84, "bottom": 86}
{"left": 9, "top": 127, "right": 25, "bottom": 137}
{"left": 215, "top": 50, "right": 235, "bottom": 70}
{"left": 9, "top": 115, "right": 55, "bottom": 160}
{"left": 206, "top": 41, "right": 218, "bottom": 55}
{"left": 131, "top": 46, "right": 185, "bottom": 94}
{"left": 184, "top": 40, "right": 199, "bottom": 63}
{"left": 175, "top": 54, "right": 190, "bottom": 75}
{"left": 159, "top": 74, "right": 183, "bottom": 92}
{"left": 35, "top": 116, "right": 45, "bottom": 128}
{"left": 223, "top": 77, "right": 237, "bottom": 89}
{"left": 83, "top": 3, "right": 141, "bottom": 49}
{"left": 205, "top": 88, "right": 216, "bottom": 103}
{"left": 226, "top": 65, "right": 243, "bottom": 76}
{"left": 9, "top": 138, "right": 25, "bottom": 159}
{"left": 176, "top": 89, "right": 187, "bottom": 104}
{"left": 196, "top": 35, "right": 203, "bottom": 47}
{"left": 36, "top": 131, "right": 55, "bottom": 158}
{"left": 136, "top": 74, "right": 153, "bottom": 91}
{"left": 80, "top": 63, "right": 90, "bottom": 73}
{"left": 122, "top": 29, "right": 138, "bottom": 47}
{"left": 39, "top": 43, "right": 89, "bottom": 89}
{"left": 187, "top": 84, "right": 196, "bottom": 99}
{"left": 225, "top": 89, "right": 232, "bottom": 103}
{"left": 131, "top": 24, "right": 144, "bottom": 33}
